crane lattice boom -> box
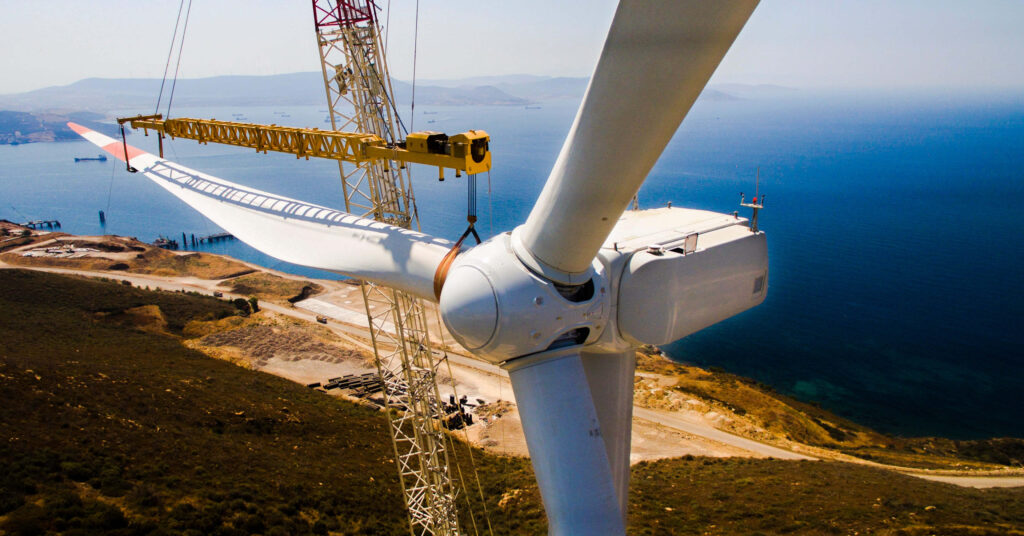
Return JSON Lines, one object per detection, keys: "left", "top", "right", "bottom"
{"left": 313, "top": 1, "right": 466, "bottom": 535}
{"left": 120, "top": 114, "right": 490, "bottom": 176}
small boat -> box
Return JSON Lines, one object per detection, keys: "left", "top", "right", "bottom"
{"left": 74, "top": 154, "right": 107, "bottom": 162}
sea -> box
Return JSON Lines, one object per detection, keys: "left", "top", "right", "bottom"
{"left": 2, "top": 89, "right": 1022, "bottom": 439}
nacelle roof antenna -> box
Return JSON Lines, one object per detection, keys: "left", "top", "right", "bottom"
{"left": 740, "top": 167, "right": 766, "bottom": 233}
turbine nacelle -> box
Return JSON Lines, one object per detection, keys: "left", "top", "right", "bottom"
{"left": 439, "top": 206, "right": 768, "bottom": 364}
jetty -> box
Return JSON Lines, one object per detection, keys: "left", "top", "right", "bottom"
{"left": 199, "top": 232, "right": 234, "bottom": 244}
{"left": 20, "top": 220, "right": 61, "bottom": 230}
{"left": 185, "top": 232, "right": 236, "bottom": 247}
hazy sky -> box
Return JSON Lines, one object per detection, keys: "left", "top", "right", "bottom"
{"left": 1, "top": 0, "right": 1023, "bottom": 94}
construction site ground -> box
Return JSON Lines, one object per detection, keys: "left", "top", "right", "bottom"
{"left": 2, "top": 233, "right": 1022, "bottom": 489}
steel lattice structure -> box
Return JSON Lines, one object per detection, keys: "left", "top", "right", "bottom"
{"left": 312, "top": 2, "right": 462, "bottom": 535}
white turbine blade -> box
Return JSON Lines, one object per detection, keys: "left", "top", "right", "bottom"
{"left": 506, "top": 351, "right": 626, "bottom": 535}
{"left": 579, "top": 350, "right": 636, "bottom": 523}
{"left": 517, "top": 0, "right": 759, "bottom": 282}
{"left": 69, "top": 123, "right": 451, "bottom": 301}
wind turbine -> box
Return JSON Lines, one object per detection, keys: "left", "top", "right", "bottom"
{"left": 72, "top": 1, "right": 764, "bottom": 533}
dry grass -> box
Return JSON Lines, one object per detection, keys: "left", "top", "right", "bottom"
{"left": 185, "top": 312, "right": 370, "bottom": 369}
{"left": 636, "top": 346, "right": 880, "bottom": 447}
{"left": 221, "top": 272, "right": 323, "bottom": 302}
{"left": 95, "top": 304, "right": 170, "bottom": 336}
{"left": 637, "top": 346, "right": 1022, "bottom": 470}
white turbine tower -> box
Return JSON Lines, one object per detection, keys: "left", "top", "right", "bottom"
{"left": 72, "top": 1, "right": 763, "bottom": 533}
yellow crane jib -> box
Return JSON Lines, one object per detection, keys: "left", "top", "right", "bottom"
{"left": 117, "top": 114, "right": 491, "bottom": 175}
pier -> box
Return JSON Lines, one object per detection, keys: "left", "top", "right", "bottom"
{"left": 186, "top": 232, "right": 236, "bottom": 247}
{"left": 198, "top": 232, "right": 235, "bottom": 244}
{"left": 148, "top": 232, "right": 237, "bottom": 250}
{"left": 20, "top": 220, "right": 61, "bottom": 230}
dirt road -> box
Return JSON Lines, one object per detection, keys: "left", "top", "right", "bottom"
{"left": 632, "top": 407, "right": 816, "bottom": 460}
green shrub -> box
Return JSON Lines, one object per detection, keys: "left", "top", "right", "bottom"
{"left": 232, "top": 297, "right": 251, "bottom": 315}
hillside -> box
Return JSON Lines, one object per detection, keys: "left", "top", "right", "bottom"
{"left": 0, "top": 73, "right": 527, "bottom": 114}
{"left": 635, "top": 348, "right": 1024, "bottom": 470}
{"left": 0, "top": 73, "right": 762, "bottom": 118}
{"left": 0, "top": 269, "right": 545, "bottom": 535}
{"left": 1, "top": 269, "right": 1021, "bottom": 535}
{"left": 0, "top": 110, "right": 116, "bottom": 145}
{"left": 0, "top": 73, "right": 767, "bottom": 145}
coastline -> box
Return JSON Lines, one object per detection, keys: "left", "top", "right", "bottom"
{"left": 2, "top": 226, "right": 1022, "bottom": 488}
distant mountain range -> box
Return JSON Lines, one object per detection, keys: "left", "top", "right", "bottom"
{"left": 0, "top": 73, "right": 535, "bottom": 113}
{"left": 0, "top": 72, "right": 791, "bottom": 114}
{"left": 0, "top": 73, "right": 794, "bottom": 144}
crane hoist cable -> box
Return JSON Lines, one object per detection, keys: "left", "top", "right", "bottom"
{"left": 155, "top": 0, "right": 187, "bottom": 115}
{"left": 370, "top": 63, "right": 409, "bottom": 139}
{"left": 383, "top": 0, "right": 392, "bottom": 57}
{"left": 165, "top": 0, "right": 194, "bottom": 118}
{"left": 105, "top": 159, "right": 116, "bottom": 217}
{"left": 337, "top": 29, "right": 407, "bottom": 142}
{"left": 410, "top": 0, "right": 420, "bottom": 132}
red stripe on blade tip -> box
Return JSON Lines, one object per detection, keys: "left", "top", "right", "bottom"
{"left": 100, "top": 141, "right": 147, "bottom": 163}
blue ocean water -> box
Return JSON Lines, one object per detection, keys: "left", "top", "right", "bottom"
{"left": 1, "top": 90, "right": 1021, "bottom": 438}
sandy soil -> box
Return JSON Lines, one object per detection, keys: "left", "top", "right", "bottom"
{"left": 260, "top": 355, "right": 375, "bottom": 386}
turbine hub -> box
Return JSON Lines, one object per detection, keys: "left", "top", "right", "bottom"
{"left": 438, "top": 234, "right": 608, "bottom": 364}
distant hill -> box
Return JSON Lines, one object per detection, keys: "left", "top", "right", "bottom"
{"left": 0, "top": 110, "right": 116, "bottom": 145}
{"left": 390, "top": 79, "right": 528, "bottom": 106}
{"left": 0, "top": 73, "right": 794, "bottom": 144}
{"left": 0, "top": 72, "right": 793, "bottom": 115}
{"left": 0, "top": 73, "right": 529, "bottom": 113}
{"left": 415, "top": 74, "right": 747, "bottom": 102}
{"left": 419, "top": 74, "right": 552, "bottom": 88}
